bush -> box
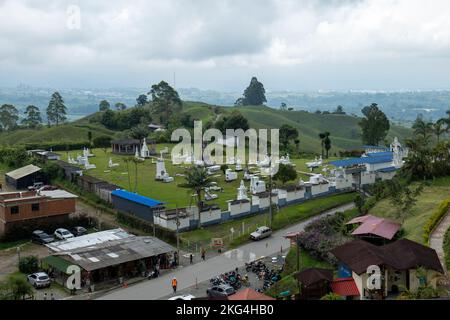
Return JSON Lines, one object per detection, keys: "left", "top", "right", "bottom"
{"left": 23, "top": 141, "right": 91, "bottom": 152}
{"left": 423, "top": 199, "right": 450, "bottom": 243}
{"left": 321, "top": 293, "right": 344, "bottom": 300}
{"left": 93, "top": 135, "right": 112, "bottom": 148}
{"left": 443, "top": 228, "right": 450, "bottom": 270}
{"left": 18, "top": 256, "right": 39, "bottom": 274}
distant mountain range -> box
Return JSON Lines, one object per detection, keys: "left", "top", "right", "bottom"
{"left": 1, "top": 85, "right": 449, "bottom": 125}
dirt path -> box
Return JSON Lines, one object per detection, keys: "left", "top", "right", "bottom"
{"left": 429, "top": 211, "right": 450, "bottom": 273}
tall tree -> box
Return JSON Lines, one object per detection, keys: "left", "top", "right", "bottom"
{"left": 323, "top": 132, "right": 331, "bottom": 158}
{"left": 99, "top": 100, "right": 110, "bottom": 111}
{"left": 215, "top": 110, "right": 250, "bottom": 133}
{"left": 359, "top": 103, "right": 390, "bottom": 146}
{"left": 22, "top": 105, "right": 42, "bottom": 128}
{"left": 149, "top": 81, "right": 182, "bottom": 125}
{"left": 136, "top": 94, "right": 148, "bottom": 107}
{"left": 412, "top": 116, "right": 433, "bottom": 144}
{"left": 241, "top": 77, "right": 267, "bottom": 106}
{"left": 0, "top": 104, "right": 19, "bottom": 131}
{"left": 279, "top": 124, "right": 299, "bottom": 151}
{"left": 181, "top": 166, "right": 214, "bottom": 229}
{"left": 318, "top": 132, "right": 326, "bottom": 158}
{"left": 46, "top": 92, "right": 67, "bottom": 126}
{"left": 280, "top": 102, "right": 287, "bottom": 111}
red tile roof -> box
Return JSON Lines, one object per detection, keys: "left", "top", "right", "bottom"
{"left": 331, "top": 278, "right": 360, "bottom": 297}
{"left": 228, "top": 288, "right": 275, "bottom": 300}
{"left": 347, "top": 214, "right": 401, "bottom": 240}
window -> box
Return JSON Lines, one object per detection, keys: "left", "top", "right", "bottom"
{"left": 10, "top": 206, "right": 19, "bottom": 214}
{"left": 32, "top": 203, "right": 40, "bottom": 212}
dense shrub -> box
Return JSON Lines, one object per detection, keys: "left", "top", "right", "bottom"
{"left": 443, "top": 228, "right": 450, "bottom": 270}
{"left": 0, "top": 148, "right": 30, "bottom": 167}
{"left": 18, "top": 256, "right": 39, "bottom": 274}
{"left": 93, "top": 135, "right": 112, "bottom": 148}
{"left": 23, "top": 141, "right": 91, "bottom": 152}
{"left": 423, "top": 199, "right": 450, "bottom": 243}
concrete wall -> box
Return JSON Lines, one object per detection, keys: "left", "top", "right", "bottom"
{"left": 311, "top": 183, "right": 330, "bottom": 196}
{"left": 228, "top": 201, "right": 251, "bottom": 217}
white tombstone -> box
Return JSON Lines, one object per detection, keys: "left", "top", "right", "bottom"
{"left": 250, "top": 176, "right": 266, "bottom": 194}
{"left": 84, "top": 157, "right": 96, "bottom": 170}
{"left": 156, "top": 159, "right": 167, "bottom": 180}
{"left": 237, "top": 180, "right": 248, "bottom": 200}
{"left": 108, "top": 157, "right": 119, "bottom": 168}
{"left": 225, "top": 169, "right": 238, "bottom": 182}
{"left": 140, "top": 138, "right": 150, "bottom": 158}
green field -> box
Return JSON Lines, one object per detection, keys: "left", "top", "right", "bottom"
{"left": 369, "top": 176, "right": 450, "bottom": 243}
{"left": 0, "top": 102, "right": 412, "bottom": 155}
{"left": 60, "top": 147, "right": 344, "bottom": 211}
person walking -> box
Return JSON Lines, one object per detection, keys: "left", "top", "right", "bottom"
{"left": 189, "top": 253, "right": 193, "bottom": 264}
{"left": 50, "top": 293, "right": 55, "bottom": 300}
{"left": 201, "top": 248, "right": 206, "bottom": 261}
{"left": 171, "top": 277, "right": 178, "bottom": 293}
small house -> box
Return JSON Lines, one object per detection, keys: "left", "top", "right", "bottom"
{"left": 111, "top": 139, "right": 141, "bottom": 155}
{"left": 5, "top": 164, "right": 44, "bottom": 189}
{"left": 111, "top": 189, "right": 164, "bottom": 223}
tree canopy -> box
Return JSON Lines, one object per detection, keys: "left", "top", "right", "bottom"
{"left": 273, "top": 163, "right": 298, "bottom": 185}
{"left": 236, "top": 77, "right": 267, "bottom": 106}
{"left": 279, "top": 124, "right": 299, "bottom": 150}
{"left": 22, "top": 105, "right": 42, "bottom": 129}
{"left": 46, "top": 92, "right": 67, "bottom": 126}
{"left": 359, "top": 103, "right": 390, "bottom": 146}
{"left": 99, "top": 100, "right": 110, "bottom": 111}
{"left": 0, "top": 104, "right": 19, "bottom": 131}
{"left": 149, "top": 81, "right": 182, "bottom": 125}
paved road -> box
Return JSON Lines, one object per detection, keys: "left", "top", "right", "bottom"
{"left": 99, "top": 203, "right": 355, "bottom": 300}
{"left": 429, "top": 211, "right": 450, "bottom": 273}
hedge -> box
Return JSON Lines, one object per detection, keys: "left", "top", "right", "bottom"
{"left": 423, "top": 199, "right": 450, "bottom": 244}
{"left": 23, "top": 141, "right": 91, "bottom": 152}
{"left": 444, "top": 228, "right": 450, "bottom": 270}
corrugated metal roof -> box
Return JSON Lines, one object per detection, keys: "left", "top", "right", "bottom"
{"left": 331, "top": 278, "right": 360, "bottom": 296}
{"left": 376, "top": 166, "right": 397, "bottom": 173}
{"left": 6, "top": 164, "right": 41, "bottom": 180}
{"left": 111, "top": 189, "right": 164, "bottom": 207}
{"left": 329, "top": 154, "right": 393, "bottom": 167}
{"left": 40, "top": 190, "right": 78, "bottom": 199}
{"left": 366, "top": 151, "right": 393, "bottom": 157}
{"left": 348, "top": 215, "right": 401, "bottom": 240}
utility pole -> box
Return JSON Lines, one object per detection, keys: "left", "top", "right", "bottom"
{"left": 268, "top": 159, "right": 273, "bottom": 229}
{"left": 296, "top": 233, "right": 300, "bottom": 271}
{"left": 175, "top": 205, "right": 180, "bottom": 259}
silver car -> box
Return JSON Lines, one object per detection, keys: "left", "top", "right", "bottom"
{"left": 27, "top": 272, "right": 51, "bottom": 288}
{"left": 250, "top": 226, "right": 272, "bottom": 240}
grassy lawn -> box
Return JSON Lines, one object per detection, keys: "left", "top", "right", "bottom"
{"left": 182, "top": 192, "right": 356, "bottom": 248}
{"left": 369, "top": 177, "right": 450, "bottom": 243}
{"left": 58, "top": 147, "right": 344, "bottom": 211}
{"left": 0, "top": 240, "right": 29, "bottom": 250}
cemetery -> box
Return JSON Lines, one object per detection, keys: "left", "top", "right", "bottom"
{"left": 53, "top": 137, "right": 408, "bottom": 232}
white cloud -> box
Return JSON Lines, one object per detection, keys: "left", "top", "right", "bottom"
{"left": 0, "top": 0, "right": 450, "bottom": 88}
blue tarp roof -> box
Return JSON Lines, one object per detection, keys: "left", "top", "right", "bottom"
{"left": 330, "top": 154, "right": 393, "bottom": 167}
{"left": 111, "top": 189, "right": 164, "bottom": 207}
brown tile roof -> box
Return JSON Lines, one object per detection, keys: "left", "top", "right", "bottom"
{"left": 294, "top": 268, "right": 333, "bottom": 287}
{"left": 331, "top": 239, "right": 444, "bottom": 275}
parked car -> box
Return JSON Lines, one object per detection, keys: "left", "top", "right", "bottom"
{"left": 27, "top": 182, "right": 44, "bottom": 191}
{"left": 31, "top": 230, "right": 54, "bottom": 245}
{"left": 54, "top": 228, "right": 74, "bottom": 240}
{"left": 168, "top": 294, "right": 196, "bottom": 300}
{"left": 27, "top": 272, "right": 51, "bottom": 288}
{"left": 38, "top": 185, "right": 58, "bottom": 192}
{"left": 206, "top": 284, "right": 235, "bottom": 298}
{"left": 71, "top": 226, "right": 87, "bottom": 237}
{"left": 250, "top": 226, "right": 272, "bottom": 241}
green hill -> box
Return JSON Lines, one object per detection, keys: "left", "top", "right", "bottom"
{"left": 0, "top": 102, "right": 412, "bottom": 154}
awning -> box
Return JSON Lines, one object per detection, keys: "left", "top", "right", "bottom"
{"left": 42, "top": 255, "right": 75, "bottom": 275}
{"left": 331, "top": 278, "right": 360, "bottom": 297}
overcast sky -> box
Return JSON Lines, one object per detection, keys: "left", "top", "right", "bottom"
{"left": 1, "top": 0, "right": 450, "bottom": 91}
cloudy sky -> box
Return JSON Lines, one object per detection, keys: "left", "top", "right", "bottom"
{"left": 1, "top": 0, "right": 450, "bottom": 91}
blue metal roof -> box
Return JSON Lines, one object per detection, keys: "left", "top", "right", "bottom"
{"left": 111, "top": 189, "right": 164, "bottom": 207}
{"left": 363, "top": 145, "right": 390, "bottom": 150}
{"left": 366, "top": 151, "right": 393, "bottom": 158}
{"left": 330, "top": 154, "right": 393, "bottom": 167}
{"left": 376, "top": 166, "right": 397, "bottom": 173}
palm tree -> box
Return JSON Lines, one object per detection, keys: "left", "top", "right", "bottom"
{"left": 433, "top": 119, "right": 446, "bottom": 143}
{"left": 182, "top": 166, "right": 214, "bottom": 228}
{"left": 412, "top": 118, "right": 433, "bottom": 142}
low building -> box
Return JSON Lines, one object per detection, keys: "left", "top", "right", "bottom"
{"left": 227, "top": 288, "right": 274, "bottom": 300}
{"left": 111, "top": 139, "right": 141, "bottom": 155}
{"left": 331, "top": 239, "right": 444, "bottom": 300}
{"left": 154, "top": 208, "right": 191, "bottom": 231}
{"left": 95, "top": 182, "right": 120, "bottom": 203}
{"left": 5, "top": 164, "right": 44, "bottom": 189}
{"left": 43, "top": 229, "right": 175, "bottom": 288}
{"left": 0, "top": 189, "right": 77, "bottom": 236}
{"left": 294, "top": 268, "right": 333, "bottom": 300}
{"left": 55, "top": 161, "right": 83, "bottom": 182}
{"left": 111, "top": 189, "right": 165, "bottom": 223}
{"left": 331, "top": 277, "right": 361, "bottom": 300}
{"left": 76, "top": 175, "right": 104, "bottom": 194}
{"left": 346, "top": 214, "right": 401, "bottom": 243}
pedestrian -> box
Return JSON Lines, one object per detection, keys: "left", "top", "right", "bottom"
{"left": 50, "top": 293, "right": 55, "bottom": 300}
{"left": 201, "top": 248, "right": 206, "bottom": 261}
{"left": 171, "top": 277, "right": 178, "bottom": 293}
{"left": 43, "top": 293, "right": 47, "bottom": 300}
{"left": 189, "top": 253, "right": 193, "bottom": 264}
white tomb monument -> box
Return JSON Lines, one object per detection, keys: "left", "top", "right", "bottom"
{"left": 225, "top": 169, "right": 238, "bottom": 182}
{"left": 250, "top": 176, "right": 266, "bottom": 194}
{"left": 84, "top": 157, "right": 96, "bottom": 170}
{"left": 140, "top": 138, "right": 150, "bottom": 158}
{"left": 108, "top": 157, "right": 119, "bottom": 168}
{"left": 237, "top": 180, "right": 248, "bottom": 200}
